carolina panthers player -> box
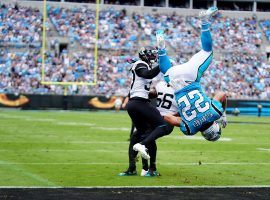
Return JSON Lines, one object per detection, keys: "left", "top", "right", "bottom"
{"left": 155, "top": 6, "right": 227, "bottom": 141}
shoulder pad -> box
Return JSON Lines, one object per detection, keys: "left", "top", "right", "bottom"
{"left": 131, "top": 60, "right": 150, "bottom": 70}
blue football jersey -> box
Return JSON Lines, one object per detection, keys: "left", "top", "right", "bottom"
{"left": 174, "top": 82, "right": 223, "bottom": 135}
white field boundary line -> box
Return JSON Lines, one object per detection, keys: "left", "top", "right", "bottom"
{"left": 0, "top": 162, "right": 270, "bottom": 165}
{"left": 0, "top": 186, "right": 269, "bottom": 189}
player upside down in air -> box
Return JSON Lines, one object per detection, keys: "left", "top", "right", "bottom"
{"left": 133, "top": 7, "right": 228, "bottom": 160}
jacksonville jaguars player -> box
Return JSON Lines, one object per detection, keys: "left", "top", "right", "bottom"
{"left": 119, "top": 74, "right": 177, "bottom": 177}
{"left": 156, "top": 6, "right": 227, "bottom": 139}
{"left": 133, "top": 7, "right": 227, "bottom": 160}
{"left": 121, "top": 47, "right": 173, "bottom": 174}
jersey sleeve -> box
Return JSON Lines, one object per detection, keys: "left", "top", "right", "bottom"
{"left": 135, "top": 64, "right": 160, "bottom": 79}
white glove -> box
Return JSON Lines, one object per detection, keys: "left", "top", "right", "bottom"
{"left": 220, "top": 112, "right": 227, "bottom": 128}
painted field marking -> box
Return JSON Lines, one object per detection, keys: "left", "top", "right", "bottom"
{"left": 0, "top": 160, "right": 56, "bottom": 186}
{"left": 55, "top": 122, "right": 95, "bottom": 126}
{"left": 0, "top": 162, "right": 269, "bottom": 166}
{"left": 257, "top": 148, "right": 270, "bottom": 151}
{"left": 0, "top": 185, "right": 270, "bottom": 189}
{"left": 168, "top": 135, "right": 232, "bottom": 142}
{"left": 0, "top": 149, "right": 265, "bottom": 153}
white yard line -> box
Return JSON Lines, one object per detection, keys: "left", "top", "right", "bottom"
{"left": 0, "top": 162, "right": 269, "bottom": 166}
{"left": 168, "top": 135, "right": 232, "bottom": 141}
{"left": 55, "top": 122, "right": 95, "bottom": 126}
{"left": 0, "top": 149, "right": 265, "bottom": 153}
{"left": 257, "top": 148, "right": 270, "bottom": 151}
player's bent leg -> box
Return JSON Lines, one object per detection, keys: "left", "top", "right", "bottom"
{"left": 186, "top": 50, "right": 213, "bottom": 82}
{"left": 201, "top": 22, "right": 212, "bottom": 52}
{"left": 199, "top": 7, "right": 218, "bottom": 53}
{"left": 199, "top": 6, "right": 218, "bottom": 51}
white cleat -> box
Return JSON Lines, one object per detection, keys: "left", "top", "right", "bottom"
{"left": 199, "top": 6, "right": 218, "bottom": 22}
{"left": 156, "top": 29, "right": 166, "bottom": 50}
{"left": 133, "top": 143, "right": 150, "bottom": 160}
{"left": 141, "top": 169, "right": 148, "bottom": 176}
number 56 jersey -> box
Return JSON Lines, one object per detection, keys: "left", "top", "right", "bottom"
{"left": 155, "top": 81, "right": 178, "bottom": 116}
{"left": 175, "top": 82, "right": 224, "bottom": 135}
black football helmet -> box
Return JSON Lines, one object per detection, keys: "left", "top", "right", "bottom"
{"left": 138, "top": 46, "right": 158, "bottom": 66}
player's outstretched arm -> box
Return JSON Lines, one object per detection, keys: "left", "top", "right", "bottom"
{"left": 135, "top": 64, "right": 160, "bottom": 79}
{"left": 163, "top": 113, "right": 182, "bottom": 127}
{"left": 213, "top": 91, "right": 227, "bottom": 128}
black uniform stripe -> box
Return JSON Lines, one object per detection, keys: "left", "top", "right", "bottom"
{"left": 211, "top": 101, "right": 222, "bottom": 116}
{"left": 183, "top": 121, "right": 191, "bottom": 135}
{"left": 130, "top": 70, "right": 136, "bottom": 90}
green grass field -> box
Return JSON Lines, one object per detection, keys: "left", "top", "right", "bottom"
{"left": 0, "top": 109, "right": 269, "bottom": 187}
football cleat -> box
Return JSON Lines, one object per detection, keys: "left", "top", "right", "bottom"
{"left": 133, "top": 143, "right": 150, "bottom": 160}
{"left": 118, "top": 169, "right": 137, "bottom": 176}
{"left": 199, "top": 6, "right": 218, "bottom": 22}
{"left": 156, "top": 30, "right": 166, "bottom": 50}
{"left": 140, "top": 169, "right": 148, "bottom": 176}
{"left": 144, "top": 169, "right": 161, "bottom": 177}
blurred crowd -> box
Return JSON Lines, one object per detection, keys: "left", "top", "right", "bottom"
{"left": 48, "top": 6, "right": 138, "bottom": 50}
{"left": 260, "top": 19, "right": 270, "bottom": 41}
{"left": 0, "top": 4, "right": 42, "bottom": 48}
{"left": 187, "top": 13, "right": 262, "bottom": 53}
{"left": 0, "top": 3, "right": 269, "bottom": 99}
{"left": 132, "top": 12, "right": 200, "bottom": 53}
{"left": 0, "top": 49, "right": 131, "bottom": 96}
{"left": 201, "top": 53, "right": 270, "bottom": 99}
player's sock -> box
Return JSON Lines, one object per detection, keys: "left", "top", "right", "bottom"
{"left": 158, "top": 49, "right": 172, "bottom": 74}
{"left": 148, "top": 142, "right": 157, "bottom": 171}
{"left": 141, "top": 158, "right": 148, "bottom": 171}
{"left": 128, "top": 131, "right": 140, "bottom": 171}
{"left": 201, "top": 22, "right": 212, "bottom": 52}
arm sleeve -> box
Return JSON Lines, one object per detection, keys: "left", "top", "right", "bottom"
{"left": 135, "top": 64, "right": 160, "bottom": 79}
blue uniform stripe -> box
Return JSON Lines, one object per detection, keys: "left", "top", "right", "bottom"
{"left": 195, "top": 52, "right": 213, "bottom": 82}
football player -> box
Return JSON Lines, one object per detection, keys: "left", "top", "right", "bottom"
{"left": 133, "top": 7, "right": 227, "bottom": 160}
{"left": 156, "top": 7, "right": 227, "bottom": 140}
{"left": 119, "top": 74, "right": 177, "bottom": 176}
{"left": 120, "top": 47, "right": 174, "bottom": 175}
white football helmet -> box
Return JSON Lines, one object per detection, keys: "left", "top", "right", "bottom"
{"left": 201, "top": 121, "right": 221, "bottom": 142}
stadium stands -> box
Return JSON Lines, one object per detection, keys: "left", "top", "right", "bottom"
{"left": 260, "top": 19, "right": 270, "bottom": 41}
{"left": 48, "top": 6, "right": 138, "bottom": 50}
{"left": 0, "top": 2, "right": 269, "bottom": 99}
{"left": 187, "top": 13, "right": 262, "bottom": 53}
{"left": 0, "top": 4, "right": 42, "bottom": 48}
